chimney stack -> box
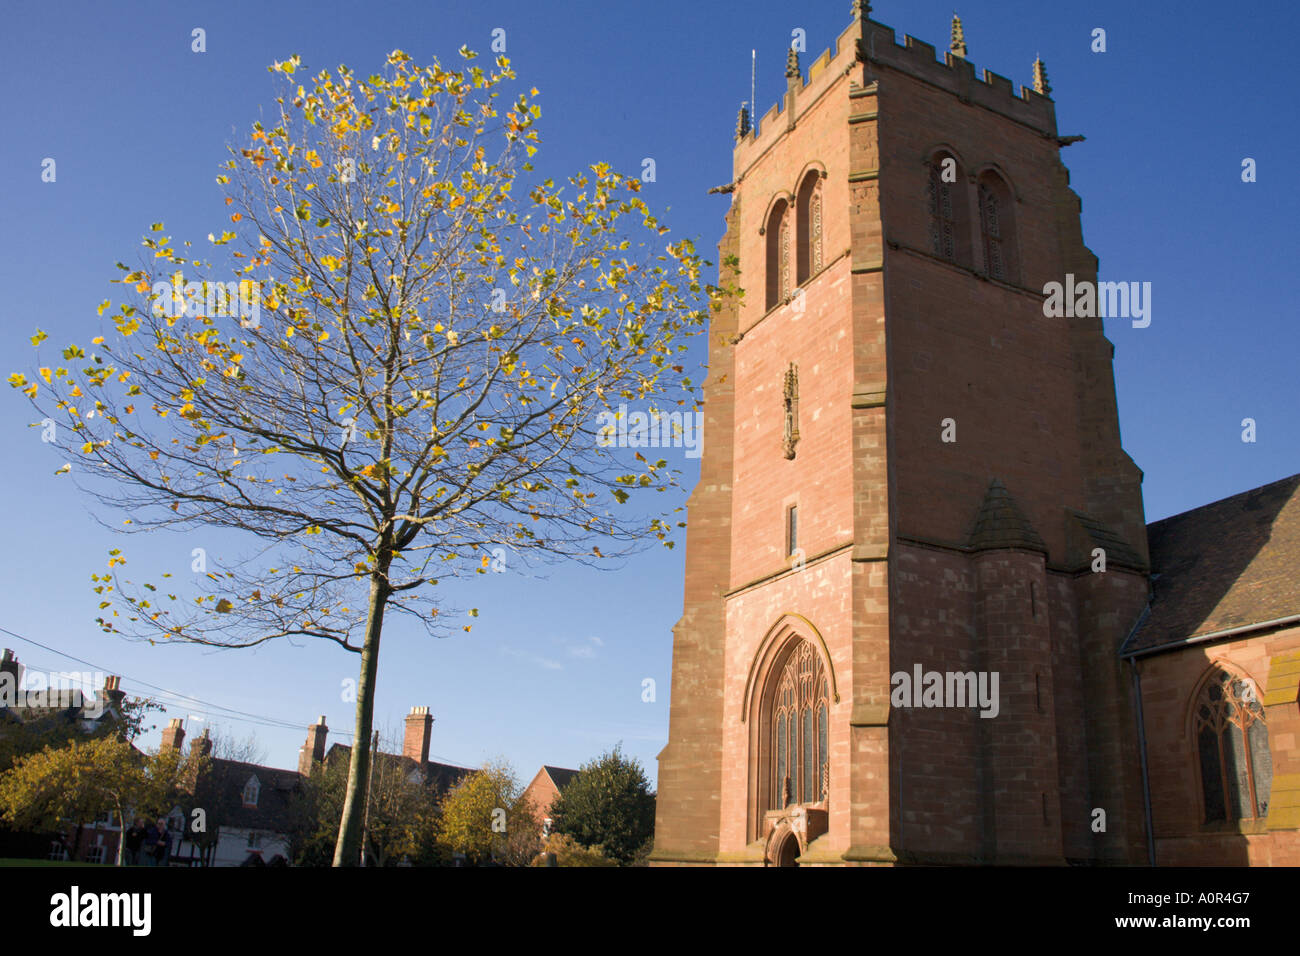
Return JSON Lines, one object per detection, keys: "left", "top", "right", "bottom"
{"left": 0, "top": 649, "right": 23, "bottom": 704}
{"left": 298, "top": 716, "right": 329, "bottom": 776}
{"left": 193, "top": 728, "right": 213, "bottom": 758}
{"left": 161, "top": 717, "right": 186, "bottom": 752}
{"left": 101, "top": 675, "right": 125, "bottom": 714}
{"left": 403, "top": 706, "right": 433, "bottom": 764}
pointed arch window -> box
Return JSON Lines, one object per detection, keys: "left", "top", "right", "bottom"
{"left": 768, "top": 640, "right": 829, "bottom": 809}
{"left": 1195, "top": 669, "right": 1271, "bottom": 824}
{"left": 765, "top": 199, "right": 792, "bottom": 311}
{"left": 796, "top": 170, "right": 823, "bottom": 285}
{"left": 926, "top": 152, "right": 967, "bottom": 265}
{"left": 978, "top": 171, "right": 1017, "bottom": 283}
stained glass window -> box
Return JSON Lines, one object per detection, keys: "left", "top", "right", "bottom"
{"left": 1195, "top": 670, "right": 1271, "bottom": 823}
{"left": 768, "top": 640, "right": 829, "bottom": 812}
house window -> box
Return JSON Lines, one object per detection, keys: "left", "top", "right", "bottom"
{"left": 242, "top": 776, "right": 260, "bottom": 809}
{"left": 1195, "top": 669, "right": 1272, "bottom": 824}
{"left": 767, "top": 640, "right": 829, "bottom": 811}
{"left": 85, "top": 836, "right": 106, "bottom": 865}
{"left": 786, "top": 505, "right": 798, "bottom": 557}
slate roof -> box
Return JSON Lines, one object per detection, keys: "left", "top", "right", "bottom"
{"left": 1124, "top": 473, "right": 1300, "bottom": 656}
{"left": 543, "top": 766, "right": 580, "bottom": 791}
{"left": 189, "top": 758, "right": 303, "bottom": 832}
{"left": 324, "top": 743, "right": 472, "bottom": 796}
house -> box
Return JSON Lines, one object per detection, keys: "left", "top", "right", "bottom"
{"left": 522, "top": 765, "right": 580, "bottom": 836}
{"left": 164, "top": 722, "right": 300, "bottom": 866}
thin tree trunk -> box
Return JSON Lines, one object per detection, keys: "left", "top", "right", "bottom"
{"left": 332, "top": 567, "right": 390, "bottom": 866}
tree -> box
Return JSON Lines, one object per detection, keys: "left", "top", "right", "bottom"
{"left": 0, "top": 736, "right": 206, "bottom": 865}
{"left": 529, "top": 831, "right": 616, "bottom": 867}
{"left": 0, "top": 694, "right": 162, "bottom": 776}
{"left": 294, "top": 730, "right": 443, "bottom": 866}
{"left": 12, "top": 47, "right": 720, "bottom": 866}
{"left": 548, "top": 746, "right": 655, "bottom": 865}
{"left": 436, "top": 758, "right": 538, "bottom": 866}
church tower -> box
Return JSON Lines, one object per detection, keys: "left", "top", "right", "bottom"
{"left": 652, "top": 4, "right": 1152, "bottom": 865}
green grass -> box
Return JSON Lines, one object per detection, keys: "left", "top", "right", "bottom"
{"left": 0, "top": 857, "right": 99, "bottom": 867}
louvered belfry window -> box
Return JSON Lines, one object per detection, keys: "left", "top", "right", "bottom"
{"left": 928, "top": 161, "right": 957, "bottom": 262}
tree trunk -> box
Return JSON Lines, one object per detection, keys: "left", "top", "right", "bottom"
{"left": 332, "top": 567, "right": 391, "bottom": 866}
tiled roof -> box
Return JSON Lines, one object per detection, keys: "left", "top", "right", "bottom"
{"left": 1124, "top": 473, "right": 1300, "bottom": 655}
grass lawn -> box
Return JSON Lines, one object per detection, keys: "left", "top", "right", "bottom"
{"left": 0, "top": 858, "right": 100, "bottom": 867}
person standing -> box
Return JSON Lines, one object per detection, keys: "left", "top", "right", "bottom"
{"left": 123, "top": 818, "right": 146, "bottom": 866}
{"left": 152, "top": 818, "right": 171, "bottom": 867}
{"left": 142, "top": 820, "right": 161, "bottom": 866}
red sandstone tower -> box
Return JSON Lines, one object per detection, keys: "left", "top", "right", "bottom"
{"left": 652, "top": 4, "right": 1151, "bottom": 866}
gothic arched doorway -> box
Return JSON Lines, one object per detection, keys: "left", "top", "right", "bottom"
{"left": 774, "top": 829, "right": 800, "bottom": 868}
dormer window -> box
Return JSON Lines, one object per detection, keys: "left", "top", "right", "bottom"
{"left": 242, "top": 775, "right": 261, "bottom": 808}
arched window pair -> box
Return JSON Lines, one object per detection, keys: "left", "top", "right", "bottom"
{"left": 925, "top": 151, "right": 1018, "bottom": 283}
{"left": 765, "top": 169, "right": 824, "bottom": 311}
{"left": 1194, "top": 668, "right": 1272, "bottom": 824}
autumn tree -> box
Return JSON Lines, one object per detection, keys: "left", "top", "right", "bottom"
{"left": 529, "top": 831, "right": 616, "bottom": 867}
{"left": 548, "top": 746, "right": 655, "bottom": 865}
{"left": 0, "top": 736, "right": 206, "bottom": 865}
{"left": 0, "top": 694, "right": 163, "bottom": 776}
{"left": 436, "top": 758, "right": 538, "bottom": 866}
{"left": 12, "top": 47, "right": 721, "bottom": 865}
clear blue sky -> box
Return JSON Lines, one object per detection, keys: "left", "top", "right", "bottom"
{"left": 1, "top": 0, "right": 1296, "bottom": 781}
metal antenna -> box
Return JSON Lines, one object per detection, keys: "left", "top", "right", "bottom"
{"left": 751, "top": 49, "right": 756, "bottom": 134}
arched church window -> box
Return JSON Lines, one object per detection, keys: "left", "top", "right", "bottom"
{"left": 926, "top": 152, "right": 965, "bottom": 265}
{"left": 1195, "top": 668, "right": 1271, "bottom": 824}
{"left": 768, "top": 640, "right": 829, "bottom": 810}
{"left": 796, "top": 170, "right": 823, "bottom": 285}
{"left": 765, "top": 198, "right": 791, "bottom": 311}
{"left": 977, "top": 171, "right": 1017, "bottom": 283}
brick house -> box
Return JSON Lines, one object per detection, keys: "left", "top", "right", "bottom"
{"left": 522, "top": 765, "right": 580, "bottom": 835}
{"left": 651, "top": 4, "right": 1298, "bottom": 866}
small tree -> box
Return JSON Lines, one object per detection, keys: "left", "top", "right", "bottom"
{"left": 548, "top": 746, "right": 654, "bottom": 865}
{"left": 12, "top": 46, "right": 720, "bottom": 867}
{"left": 0, "top": 736, "right": 206, "bottom": 865}
{"left": 529, "top": 831, "right": 616, "bottom": 867}
{"left": 436, "top": 758, "right": 538, "bottom": 865}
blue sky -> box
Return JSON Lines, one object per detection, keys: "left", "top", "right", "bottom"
{"left": 1, "top": 0, "right": 1296, "bottom": 782}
